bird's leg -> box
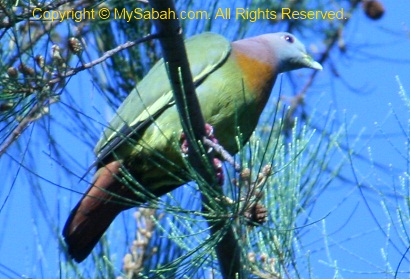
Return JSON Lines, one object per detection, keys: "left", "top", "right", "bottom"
{"left": 203, "top": 124, "right": 241, "bottom": 173}
{"left": 180, "top": 123, "right": 225, "bottom": 185}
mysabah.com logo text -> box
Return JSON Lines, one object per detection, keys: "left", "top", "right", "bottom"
{"left": 32, "top": 7, "right": 346, "bottom": 23}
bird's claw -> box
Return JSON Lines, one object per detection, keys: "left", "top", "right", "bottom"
{"left": 180, "top": 123, "right": 218, "bottom": 155}
{"left": 180, "top": 124, "right": 224, "bottom": 185}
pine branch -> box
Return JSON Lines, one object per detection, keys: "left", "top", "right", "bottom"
{"left": 147, "top": 0, "right": 242, "bottom": 277}
{"left": 0, "top": 33, "right": 158, "bottom": 157}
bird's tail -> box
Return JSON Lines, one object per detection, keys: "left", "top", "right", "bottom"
{"left": 63, "top": 161, "right": 135, "bottom": 262}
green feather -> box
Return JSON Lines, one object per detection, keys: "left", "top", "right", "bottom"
{"left": 95, "top": 33, "right": 231, "bottom": 157}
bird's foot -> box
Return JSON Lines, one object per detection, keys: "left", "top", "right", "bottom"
{"left": 180, "top": 124, "right": 224, "bottom": 185}
{"left": 180, "top": 123, "right": 217, "bottom": 153}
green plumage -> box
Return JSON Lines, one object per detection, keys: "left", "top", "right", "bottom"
{"left": 95, "top": 33, "right": 264, "bottom": 190}
{"left": 95, "top": 33, "right": 231, "bottom": 157}
{"left": 63, "top": 31, "right": 322, "bottom": 262}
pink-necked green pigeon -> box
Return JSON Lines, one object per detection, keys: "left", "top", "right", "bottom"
{"left": 63, "top": 32, "right": 322, "bottom": 262}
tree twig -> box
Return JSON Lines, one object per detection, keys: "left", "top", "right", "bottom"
{"left": 148, "top": 0, "right": 242, "bottom": 277}
{"left": 0, "top": 96, "right": 58, "bottom": 156}
{"left": 203, "top": 138, "right": 241, "bottom": 172}
{"left": 0, "top": 33, "right": 158, "bottom": 157}
{"left": 49, "top": 33, "right": 159, "bottom": 85}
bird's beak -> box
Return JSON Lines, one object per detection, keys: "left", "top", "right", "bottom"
{"left": 303, "top": 54, "right": 323, "bottom": 70}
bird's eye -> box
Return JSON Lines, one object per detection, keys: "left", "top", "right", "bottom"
{"left": 284, "top": 35, "right": 294, "bottom": 43}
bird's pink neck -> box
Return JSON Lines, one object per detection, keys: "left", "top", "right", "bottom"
{"left": 232, "top": 38, "right": 278, "bottom": 114}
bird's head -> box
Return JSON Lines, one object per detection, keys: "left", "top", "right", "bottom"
{"left": 264, "top": 32, "right": 323, "bottom": 73}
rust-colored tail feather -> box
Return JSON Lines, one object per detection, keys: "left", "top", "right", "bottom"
{"left": 63, "top": 161, "right": 134, "bottom": 262}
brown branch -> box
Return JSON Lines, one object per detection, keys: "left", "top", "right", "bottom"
{"left": 0, "top": 96, "right": 58, "bottom": 157}
{"left": 284, "top": 0, "right": 363, "bottom": 127}
{"left": 48, "top": 33, "right": 159, "bottom": 85}
{"left": 203, "top": 138, "right": 240, "bottom": 172}
{"left": 148, "top": 0, "right": 242, "bottom": 277}
{"left": 0, "top": 34, "right": 158, "bottom": 157}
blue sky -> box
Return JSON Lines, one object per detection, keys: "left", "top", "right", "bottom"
{"left": 1, "top": 1, "right": 410, "bottom": 278}
{"left": 303, "top": 1, "right": 410, "bottom": 276}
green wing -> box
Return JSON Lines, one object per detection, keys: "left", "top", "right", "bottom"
{"left": 94, "top": 32, "right": 231, "bottom": 159}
